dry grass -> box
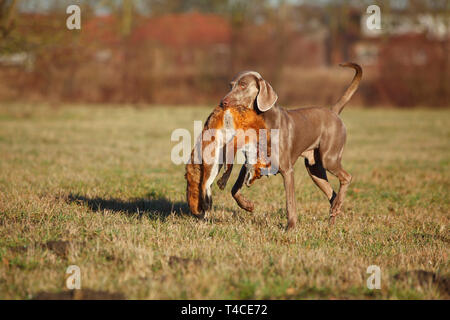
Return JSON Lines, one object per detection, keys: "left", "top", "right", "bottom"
{"left": 0, "top": 103, "right": 448, "bottom": 299}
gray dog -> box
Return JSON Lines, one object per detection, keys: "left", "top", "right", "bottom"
{"left": 216, "top": 63, "right": 362, "bottom": 230}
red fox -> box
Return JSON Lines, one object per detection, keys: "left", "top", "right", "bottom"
{"left": 185, "top": 105, "right": 272, "bottom": 217}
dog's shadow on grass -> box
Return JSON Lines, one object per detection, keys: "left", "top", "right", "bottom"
{"left": 67, "top": 194, "right": 189, "bottom": 221}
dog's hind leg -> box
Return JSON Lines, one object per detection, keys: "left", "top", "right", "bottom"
{"left": 321, "top": 154, "right": 352, "bottom": 224}
{"left": 304, "top": 149, "right": 337, "bottom": 205}
{"left": 319, "top": 123, "right": 351, "bottom": 224}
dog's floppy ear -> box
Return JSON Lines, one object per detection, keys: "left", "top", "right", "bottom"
{"left": 256, "top": 78, "right": 278, "bottom": 112}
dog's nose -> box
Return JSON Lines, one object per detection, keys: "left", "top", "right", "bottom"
{"left": 220, "top": 98, "right": 229, "bottom": 107}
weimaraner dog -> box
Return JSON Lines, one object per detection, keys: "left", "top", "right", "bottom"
{"left": 216, "top": 62, "right": 362, "bottom": 230}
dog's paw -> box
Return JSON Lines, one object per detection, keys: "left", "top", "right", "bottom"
{"left": 328, "top": 215, "right": 336, "bottom": 225}
{"left": 286, "top": 220, "right": 296, "bottom": 231}
{"left": 329, "top": 202, "right": 342, "bottom": 225}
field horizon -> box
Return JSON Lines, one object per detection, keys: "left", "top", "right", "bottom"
{"left": 0, "top": 104, "right": 448, "bottom": 299}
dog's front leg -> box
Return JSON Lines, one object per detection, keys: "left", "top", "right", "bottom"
{"left": 231, "top": 165, "right": 254, "bottom": 212}
{"left": 281, "top": 168, "right": 297, "bottom": 230}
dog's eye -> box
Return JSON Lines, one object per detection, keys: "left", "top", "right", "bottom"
{"left": 240, "top": 83, "right": 247, "bottom": 89}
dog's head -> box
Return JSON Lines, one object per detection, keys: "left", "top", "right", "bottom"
{"left": 220, "top": 71, "right": 278, "bottom": 112}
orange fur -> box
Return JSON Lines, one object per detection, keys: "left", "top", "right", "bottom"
{"left": 185, "top": 106, "right": 270, "bottom": 216}
{"left": 223, "top": 106, "right": 271, "bottom": 184}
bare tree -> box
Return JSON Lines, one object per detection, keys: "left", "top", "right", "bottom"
{"left": 0, "top": 0, "right": 18, "bottom": 39}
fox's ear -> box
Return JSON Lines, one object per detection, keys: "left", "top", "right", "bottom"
{"left": 256, "top": 79, "right": 278, "bottom": 112}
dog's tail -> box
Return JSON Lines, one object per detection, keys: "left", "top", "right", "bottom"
{"left": 331, "top": 62, "right": 362, "bottom": 115}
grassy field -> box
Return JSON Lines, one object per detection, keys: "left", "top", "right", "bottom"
{"left": 0, "top": 104, "right": 448, "bottom": 299}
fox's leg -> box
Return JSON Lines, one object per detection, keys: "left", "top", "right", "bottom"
{"left": 243, "top": 137, "right": 272, "bottom": 186}
{"left": 217, "top": 139, "right": 237, "bottom": 190}
{"left": 217, "top": 163, "right": 233, "bottom": 190}
{"left": 245, "top": 130, "right": 276, "bottom": 186}
{"left": 246, "top": 162, "right": 264, "bottom": 186}
{"left": 232, "top": 165, "right": 254, "bottom": 212}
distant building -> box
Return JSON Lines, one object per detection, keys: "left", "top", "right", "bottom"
{"left": 356, "top": 11, "right": 450, "bottom": 67}
{"left": 129, "top": 12, "right": 231, "bottom": 74}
